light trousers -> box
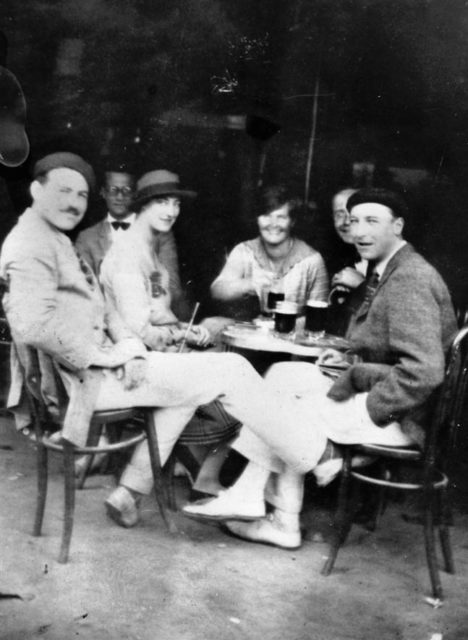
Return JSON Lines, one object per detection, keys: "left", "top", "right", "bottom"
{"left": 93, "top": 352, "right": 324, "bottom": 494}
{"left": 233, "top": 361, "right": 414, "bottom": 513}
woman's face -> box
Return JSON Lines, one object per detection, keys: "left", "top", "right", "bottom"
{"left": 141, "top": 196, "right": 180, "bottom": 233}
{"left": 257, "top": 203, "right": 293, "bottom": 246}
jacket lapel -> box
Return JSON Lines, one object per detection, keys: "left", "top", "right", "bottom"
{"left": 354, "top": 244, "right": 413, "bottom": 321}
{"left": 97, "top": 220, "right": 112, "bottom": 259}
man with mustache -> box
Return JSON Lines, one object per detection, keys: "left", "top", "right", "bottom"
{"left": 0, "top": 152, "right": 339, "bottom": 528}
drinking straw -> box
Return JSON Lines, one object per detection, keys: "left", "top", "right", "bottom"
{"left": 178, "top": 302, "right": 200, "bottom": 353}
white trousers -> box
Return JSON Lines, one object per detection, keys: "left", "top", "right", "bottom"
{"left": 233, "top": 361, "right": 414, "bottom": 512}
{"left": 93, "top": 352, "right": 325, "bottom": 494}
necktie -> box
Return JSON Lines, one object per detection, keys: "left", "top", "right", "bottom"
{"left": 74, "top": 249, "right": 96, "bottom": 289}
{"left": 363, "top": 262, "right": 379, "bottom": 305}
{"left": 111, "top": 221, "right": 130, "bottom": 231}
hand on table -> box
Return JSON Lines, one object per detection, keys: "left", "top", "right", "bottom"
{"left": 317, "top": 348, "right": 350, "bottom": 368}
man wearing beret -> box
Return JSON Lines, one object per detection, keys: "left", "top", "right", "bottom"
{"left": 0, "top": 151, "right": 339, "bottom": 528}
{"left": 184, "top": 188, "right": 457, "bottom": 550}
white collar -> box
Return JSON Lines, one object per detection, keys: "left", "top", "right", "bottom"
{"left": 375, "top": 240, "right": 407, "bottom": 277}
{"left": 106, "top": 212, "right": 136, "bottom": 225}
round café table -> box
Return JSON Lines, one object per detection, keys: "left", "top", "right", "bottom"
{"left": 221, "top": 322, "right": 352, "bottom": 374}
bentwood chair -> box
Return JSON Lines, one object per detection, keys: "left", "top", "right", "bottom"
{"left": 18, "top": 346, "right": 175, "bottom": 564}
{"left": 321, "top": 325, "right": 468, "bottom": 600}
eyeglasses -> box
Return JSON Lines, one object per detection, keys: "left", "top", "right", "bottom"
{"left": 106, "top": 186, "right": 133, "bottom": 197}
{"left": 333, "top": 209, "right": 350, "bottom": 223}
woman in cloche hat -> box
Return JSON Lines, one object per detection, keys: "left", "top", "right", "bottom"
{"left": 100, "top": 169, "right": 240, "bottom": 498}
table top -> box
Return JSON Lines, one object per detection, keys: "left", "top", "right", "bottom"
{"left": 221, "top": 323, "right": 351, "bottom": 358}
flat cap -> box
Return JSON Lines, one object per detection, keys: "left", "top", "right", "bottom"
{"left": 33, "top": 152, "right": 96, "bottom": 190}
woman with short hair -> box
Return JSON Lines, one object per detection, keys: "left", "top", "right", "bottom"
{"left": 211, "top": 185, "right": 329, "bottom": 319}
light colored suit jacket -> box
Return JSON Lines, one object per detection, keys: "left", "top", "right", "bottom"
{"left": 76, "top": 218, "right": 188, "bottom": 318}
{"left": 0, "top": 208, "right": 147, "bottom": 446}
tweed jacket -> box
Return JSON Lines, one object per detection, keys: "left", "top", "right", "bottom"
{"left": 76, "top": 218, "right": 187, "bottom": 316}
{"left": 0, "top": 208, "right": 147, "bottom": 446}
{"left": 328, "top": 243, "right": 457, "bottom": 445}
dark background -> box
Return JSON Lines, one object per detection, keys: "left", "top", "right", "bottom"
{"left": 1, "top": 0, "right": 468, "bottom": 313}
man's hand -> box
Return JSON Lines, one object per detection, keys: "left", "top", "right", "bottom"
{"left": 332, "top": 267, "right": 365, "bottom": 290}
{"left": 116, "top": 357, "right": 148, "bottom": 391}
{"left": 317, "top": 348, "right": 349, "bottom": 367}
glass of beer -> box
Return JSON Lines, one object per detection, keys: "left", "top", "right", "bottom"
{"left": 305, "top": 300, "right": 328, "bottom": 338}
{"left": 274, "top": 301, "right": 298, "bottom": 335}
{"left": 267, "top": 290, "right": 285, "bottom": 313}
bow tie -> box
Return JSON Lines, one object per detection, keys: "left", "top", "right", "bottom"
{"left": 111, "top": 221, "right": 130, "bottom": 230}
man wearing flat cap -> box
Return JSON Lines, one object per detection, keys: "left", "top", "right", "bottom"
{"left": 0, "top": 152, "right": 338, "bottom": 529}
{"left": 184, "top": 188, "right": 458, "bottom": 550}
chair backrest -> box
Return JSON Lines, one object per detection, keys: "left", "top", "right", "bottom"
{"left": 12, "top": 339, "right": 68, "bottom": 430}
{"left": 455, "top": 302, "right": 468, "bottom": 328}
{"left": 426, "top": 326, "right": 468, "bottom": 467}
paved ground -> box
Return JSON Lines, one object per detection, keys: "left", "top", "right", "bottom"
{"left": 1, "top": 414, "right": 468, "bottom": 640}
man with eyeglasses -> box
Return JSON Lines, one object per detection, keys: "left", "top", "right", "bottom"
{"left": 76, "top": 167, "right": 184, "bottom": 316}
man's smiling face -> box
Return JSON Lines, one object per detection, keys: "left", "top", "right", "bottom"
{"left": 349, "top": 202, "right": 404, "bottom": 262}
{"left": 32, "top": 167, "right": 89, "bottom": 231}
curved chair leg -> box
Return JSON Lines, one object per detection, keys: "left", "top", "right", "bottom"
{"left": 423, "top": 488, "right": 443, "bottom": 600}
{"left": 163, "top": 451, "right": 177, "bottom": 511}
{"left": 33, "top": 440, "right": 48, "bottom": 537}
{"left": 75, "top": 421, "right": 103, "bottom": 490}
{"left": 59, "top": 440, "right": 76, "bottom": 564}
{"left": 438, "top": 486, "right": 455, "bottom": 574}
{"left": 143, "top": 409, "right": 177, "bottom": 534}
{"left": 321, "top": 448, "right": 354, "bottom": 576}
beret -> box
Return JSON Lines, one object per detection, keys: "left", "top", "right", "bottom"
{"left": 33, "top": 152, "right": 96, "bottom": 190}
{"left": 347, "top": 188, "right": 409, "bottom": 221}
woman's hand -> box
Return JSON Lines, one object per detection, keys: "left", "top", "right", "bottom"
{"left": 185, "top": 324, "right": 212, "bottom": 348}
{"left": 331, "top": 267, "right": 365, "bottom": 290}
{"left": 250, "top": 270, "right": 276, "bottom": 297}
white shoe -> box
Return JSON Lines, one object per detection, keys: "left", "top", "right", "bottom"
{"left": 105, "top": 486, "right": 140, "bottom": 528}
{"left": 313, "top": 457, "right": 343, "bottom": 487}
{"left": 314, "top": 451, "right": 377, "bottom": 487}
{"left": 224, "top": 513, "right": 301, "bottom": 549}
{"left": 182, "top": 488, "right": 265, "bottom": 521}
{"left": 74, "top": 435, "right": 109, "bottom": 477}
